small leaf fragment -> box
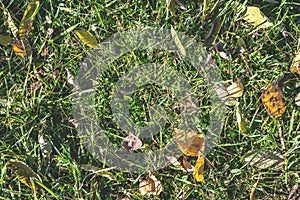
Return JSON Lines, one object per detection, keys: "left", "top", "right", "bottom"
{"left": 75, "top": 30, "right": 98, "bottom": 48}
{"left": 121, "top": 134, "right": 142, "bottom": 152}
{"left": 171, "top": 25, "right": 186, "bottom": 58}
{"left": 0, "top": 34, "right": 12, "bottom": 46}
{"left": 19, "top": 1, "right": 40, "bottom": 39}
{"left": 38, "top": 133, "right": 52, "bottom": 158}
{"left": 290, "top": 49, "right": 300, "bottom": 75}
{"left": 226, "top": 78, "right": 244, "bottom": 98}
{"left": 139, "top": 175, "right": 162, "bottom": 196}
{"left": 6, "top": 160, "right": 42, "bottom": 189}
{"left": 12, "top": 40, "right": 31, "bottom": 56}
{"left": 194, "top": 157, "right": 205, "bottom": 183}
{"left": 295, "top": 93, "right": 300, "bottom": 106}
{"left": 242, "top": 6, "right": 273, "bottom": 29}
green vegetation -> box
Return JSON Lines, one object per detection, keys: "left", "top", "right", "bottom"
{"left": 0, "top": 0, "right": 299, "bottom": 199}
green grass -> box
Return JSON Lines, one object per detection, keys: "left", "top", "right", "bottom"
{"left": 0, "top": 0, "right": 300, "bottom": 199}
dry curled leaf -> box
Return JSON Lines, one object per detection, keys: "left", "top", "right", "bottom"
{"left": 182, "top": 156, "right": 194, "bottom": 173}
{"left": 13, "top": 40, "right": 31, "bottom": 56}
{"left": 174, "top": 128, "right": 205, "bottom": 157}
{"left": 290, "top": 49, "right": 300, "bottom": 75}
{"left": 139, "top": 175, "right": 162, "bottom": 196}
{"left": 261, "top": 81, "right": 286, "bottom": 117}
{"left": 226, "top": 78, "right": 244, "bottom": 98}
{"left": 244, "top": 149, "right": 284, "bottom": 169}
{"left": 6, "top": 160, "right": 42, "bottom": 189}
{"left": 287, "top": 184, "right": 299, "bottom": 200}
{"left": 75, "top": 30, "right": 98, "bottom": 48}
{"left": 194, "top": 157, "right": 205, "bottom": 183}
{"left": 121, "top": 134, "right": 142, "bottom": 152}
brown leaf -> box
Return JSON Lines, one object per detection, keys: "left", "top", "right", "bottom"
{"left": 12, "top": 40, "right": 31, "bottom": 56}
{"left": 287, "top": 184, "right": 299, "bottom": 200}
{"left": 121, "top": 134, "right": 142, "bottom": 152}
{"left": 182, "top": 156, "right": 194, "bottom": 173}
{"left": 138, "top": 175, "right": 162, "bottom": 196}
{"left": 174, "top": 128, "right": 205, "bottom": 157}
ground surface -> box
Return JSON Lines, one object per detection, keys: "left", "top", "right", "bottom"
{"left": 0, "top": 0, "right": 299, "bottom": 199}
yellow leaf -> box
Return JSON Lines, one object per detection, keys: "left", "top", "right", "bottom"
{"left": 243, "top": 6, "right": 273, "bottom": 29}
{"left": 19, "top": 1, "right": 40, "bottom": 39}
{"left": 75, "top": 30, "right": 98, "bottom": 48}
{"left": 6, "top": 160, "right": 42, "bottom": 189}
{"left": 194, "top": 157, "right": 205, "bottom": 183}
{"left": 171, "top": 26, "right": 186, "bottom": 58}
{"left": 0, "top": 34, "right": 12, "bottom": 46}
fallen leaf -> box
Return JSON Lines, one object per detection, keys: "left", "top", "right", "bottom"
{"left": 171, "top": 25, "right": 186, "bottom": 58}
{"left": 261, "top": 80, "right": 286, "bottom": 117}
{"left": 6, "top": 160, "right": 42, "bottom": 189}
{"left": 81, "top": 164, "right": 117, "bottom": 181}
{"left": 242, "top": 6, "right": 273, "bottom": 29}
{"left": 287, "top": 184, "right": 299, "bottom": 200}
{"left": 244, "top": 149, "right": 284, "bottom": 169}
{"left": 182, "top": 156, "right": 194, "bottom": 173}
{"left": 121, "top": 134, "right": 142, "bottom": 152}
{"left": 290, "top": 49, "right": 300, "bottom": 75}
{"left": 0, "top": 34, "right": 12, "bottom": 46}
{"left": 250, "top": 178, "right": 259, "bottom": 200}
{"left": 194, "top": 157, "right": 205, "bottom": 183}
{"left": 65, "top": 68, "right": 79, "bottom": 89}
{"left": 295, "top": 93, "right": 300, "bottom": 106}
{"left": 139, "top": 175, "right": 162, "bottom": 196}
{"left": 38, "top": 133, "right": 52, "bottom": 158}
{"left": 12, "top": 40, "right": 31, "bottom": 56}
{"left": 174, "top": 128, "right": 205, "bottom": 157}
{"left": 226, "top": 78, "right": 244, "bottom": 98}
{"left": 236, "top": 106, "right": 248, "bottom": 134}
{"left": 75, "top": 30, "right": 98, "bottom": 48}
{"left": 19, "top": 1, "right": 40, "bottom": 39}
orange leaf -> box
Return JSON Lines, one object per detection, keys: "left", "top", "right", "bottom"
{"left": 261, "top": 81, "right": 286, "bottom": 117}
{"left": 194, "top": 157, "right": 205, "bottom": 183}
